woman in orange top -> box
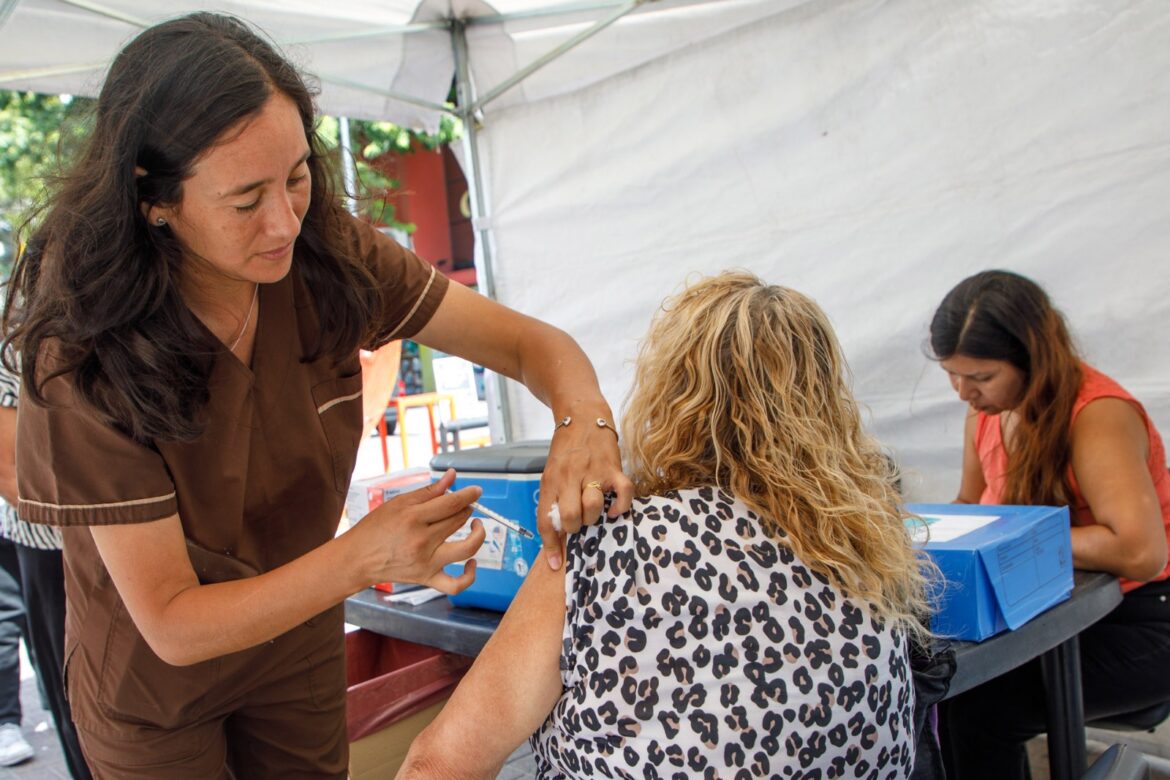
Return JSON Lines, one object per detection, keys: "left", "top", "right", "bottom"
{"left": 929, "top": 269, "right": 1170, "bottom": 779}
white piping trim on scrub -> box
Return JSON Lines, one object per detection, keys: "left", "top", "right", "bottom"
{"left": 20, "top": 492, "right": 177, "bottom": 511}
{"left": 384, "top": 265, "right": 437, "bottom": 341}
{"left": 317, "top": 390, "right": 363, "bottom": 415}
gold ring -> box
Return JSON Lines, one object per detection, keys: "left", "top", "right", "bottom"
{"left": 585, "top": 481, "right": 604, "bottom": 492}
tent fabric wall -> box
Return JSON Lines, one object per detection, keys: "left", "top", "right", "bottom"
{"left": 478, "top": 0, "right": 1170, "bottom": 500}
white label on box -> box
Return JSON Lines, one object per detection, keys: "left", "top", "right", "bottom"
{"left": 908, "top": 513, "right": 1001, "bottom": 544}
{"left": 448, "top": 521, "right": 506, "bottom": 570}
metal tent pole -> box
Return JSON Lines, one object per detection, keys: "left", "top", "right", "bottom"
{"left": 337, "top": 116, "right": 359, "bottom": 216}
{"left": 452, "top": 18, "right": 513, "bottom": 443}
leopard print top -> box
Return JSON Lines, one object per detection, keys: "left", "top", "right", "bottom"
{"left": 530, "top": 486, "right": 914, "bottom": 779}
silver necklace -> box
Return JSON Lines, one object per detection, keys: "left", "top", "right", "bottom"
{"left": 228, "top": 284, "right": 259, "bottom": 352}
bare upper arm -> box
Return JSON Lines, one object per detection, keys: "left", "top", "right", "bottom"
{"left": 955, "top": 411, "right": 987, "bottom": 504}
{"left": 0, "top": 406, "right": 17, "bottom": 505}
{"left": 89, "top": 514, "right": 201, "bottom": 662}
{"left": 1069, "top": 398, "right": 1165, "bottom": 556}
{"left": 400, "top": 548, "right": 567, "bottom": 778}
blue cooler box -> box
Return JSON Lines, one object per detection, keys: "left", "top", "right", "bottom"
{"left": 431, "top": 441, "right": 549, "bottom": 611}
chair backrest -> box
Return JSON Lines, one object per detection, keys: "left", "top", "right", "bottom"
{"left": 1088, "top": 700, "right": 1170, "bottom": 733}
{"left": 1081, "top": 744, "right": 1150, "bottom": 780}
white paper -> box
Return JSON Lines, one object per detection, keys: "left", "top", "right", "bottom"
{"left": 908, "top": 513, "right": 1001, "bottom": 544}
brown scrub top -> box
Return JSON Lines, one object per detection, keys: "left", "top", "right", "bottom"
{"left": 14, "top": 218, "right": 448, "bottom": 733}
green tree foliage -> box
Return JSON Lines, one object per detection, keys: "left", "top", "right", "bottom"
{"left": 0, "top": 91, "right": 92, "bottom": 273}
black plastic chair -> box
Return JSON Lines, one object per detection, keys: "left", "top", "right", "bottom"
{"left": 1081, "top": 743, "right": 1150, "bottom": 780}
{"left": 1088, "top": 701, "right": 1170, "bottom": 733}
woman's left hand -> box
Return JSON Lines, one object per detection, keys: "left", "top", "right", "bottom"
{"left": 536, "top": 410, "right": 633, "bottom": 569}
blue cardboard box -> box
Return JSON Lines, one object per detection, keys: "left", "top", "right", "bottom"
{"left": 905, "top": 503, "right": 1073, "bottom": 641}
{"left": 431, "top": 442, "right": 548, "bottom": 612}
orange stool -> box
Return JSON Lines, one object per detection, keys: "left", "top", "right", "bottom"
{"left": 387, "top": 392, "right": 457, "bottom": 469}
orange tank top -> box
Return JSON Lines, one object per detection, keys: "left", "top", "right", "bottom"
{"left": 974, "top": 364, "right": 1170, "bottom": 592}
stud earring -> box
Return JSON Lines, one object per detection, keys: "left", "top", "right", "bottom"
{"left": 155, "top": 217, "right": 167, "bottom": 226}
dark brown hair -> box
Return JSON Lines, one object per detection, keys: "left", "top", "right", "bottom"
{"left": 929, "top": 270, "right": 1082, "bottom": 505}
{"left": 1, "top": 13, "right": 381, "bottom": 442}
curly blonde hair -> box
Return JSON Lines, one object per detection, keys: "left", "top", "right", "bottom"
{"left": 623, "top": 271, "right": 930, "bottom": 634}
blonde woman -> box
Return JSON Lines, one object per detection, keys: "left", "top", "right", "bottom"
{"left": 399, "top": 272, "right": 929, "bottom": 778}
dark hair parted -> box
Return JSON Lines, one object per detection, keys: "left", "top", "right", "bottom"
{"left": 1, "top": 12, "right": 381, "bottom": 443}
{"left": 929, "top": 270, "right": 1082, "bottom": 505}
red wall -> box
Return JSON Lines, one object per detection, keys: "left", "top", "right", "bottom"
{"left": 376, "top": 141, "right": 475, "bottom": 287}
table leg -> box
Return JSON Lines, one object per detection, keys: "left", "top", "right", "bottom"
{"left": 1040, "top": 637, "right": 1087, "bottom": 780}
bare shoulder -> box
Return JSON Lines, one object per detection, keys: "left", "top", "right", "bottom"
{"left": 1071, "top": 396, "right": 1148, "bottom": 451}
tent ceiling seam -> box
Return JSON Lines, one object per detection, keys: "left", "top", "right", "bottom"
{"left": 57, "top": 0, "right": 147, "bottom": 28}
{"left": 315, "top": 71, "right": 454, "bottom": 115}
{"left": 0, "top": 61, "right": 107, "bottom": 84}
{"left": 469, "top": 0, "right": 647, "bottom": 114}
{"left": 0, "top": 0, "right": 21, "bottom": 35}
{"left": 283, "top": 20, "right": 450, "bottom": 47}
{"left": 465, "top": 0, "right": 721, "bottom": 26}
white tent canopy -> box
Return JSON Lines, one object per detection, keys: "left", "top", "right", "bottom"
{"left": 2, "top": 0, "right": 1168, "bottom": 501}
{"left": 0, "top": 0, "right": 782, "bottom": 125}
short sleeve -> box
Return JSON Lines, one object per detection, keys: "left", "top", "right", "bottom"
{"left": 17, "top": 372, "right": 177, "bottom": 527}
{"left": 346, "top": 217, "right": 450, "bottom": 347}
{"left": 560, "top": 510, "right": 640, "bottom": 688}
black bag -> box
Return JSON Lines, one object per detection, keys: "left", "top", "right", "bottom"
{"left": 910, "top": 636, "right": 956, "bottom": 780}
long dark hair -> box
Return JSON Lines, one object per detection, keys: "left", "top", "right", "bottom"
{"left": 929, "top": 270, "right": 1082, "bottom": 505}
{"left": 1, "top": 12, "right": 381, "bottom": 442}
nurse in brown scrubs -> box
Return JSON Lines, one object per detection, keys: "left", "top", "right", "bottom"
{"left": 0, "top": 13, "right": 631, "bottom": 779}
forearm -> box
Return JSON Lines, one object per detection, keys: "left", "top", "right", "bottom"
{"left": 399, "top": 550, "right": 566, "bottom": 778}
{"left": 516, "top": 325, "right": 612, "bottom": 420}
{"left": 1071, "top": 521, "right": 1168, "bottom": 581}
{"left": 146, "top": 534, "right": 368, "bottom": 665}
{"left": 95, "top": 474, "right": 481, "bottom": 667}
{"left": 1067, "top": 399, "right": 1168, "bottom": 582}
{"left": 414, "top": 283, "right": 612, "bottom": 420}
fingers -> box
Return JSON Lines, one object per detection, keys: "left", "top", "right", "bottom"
{"left": 399, "top": 468, "right": 458, "bottom": 506}
{"left": 608, "top": 472, "right": 636, "bottom": 518}
{"left": 537, "top": 505, "right": 563, "bottom": 572}
{"left": 356, "top": 473, "right": 485, "bottom": 586}
{"left": 555, "top": 483, "right": 584, "bottom": 537}
{"left": 427, "top": 559, "right": 478, "bottom": 595}
{"left": 581, "top": 481, "right": 606, "bottom": 526}
{"left": 433, "top": 518, "right": 486, "bottom": 567}
{"left": 424, "top": 517, "right": 484, "bottom": 596}
{"left": 395, "top": 477, "right": 482, "bottom": 523}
